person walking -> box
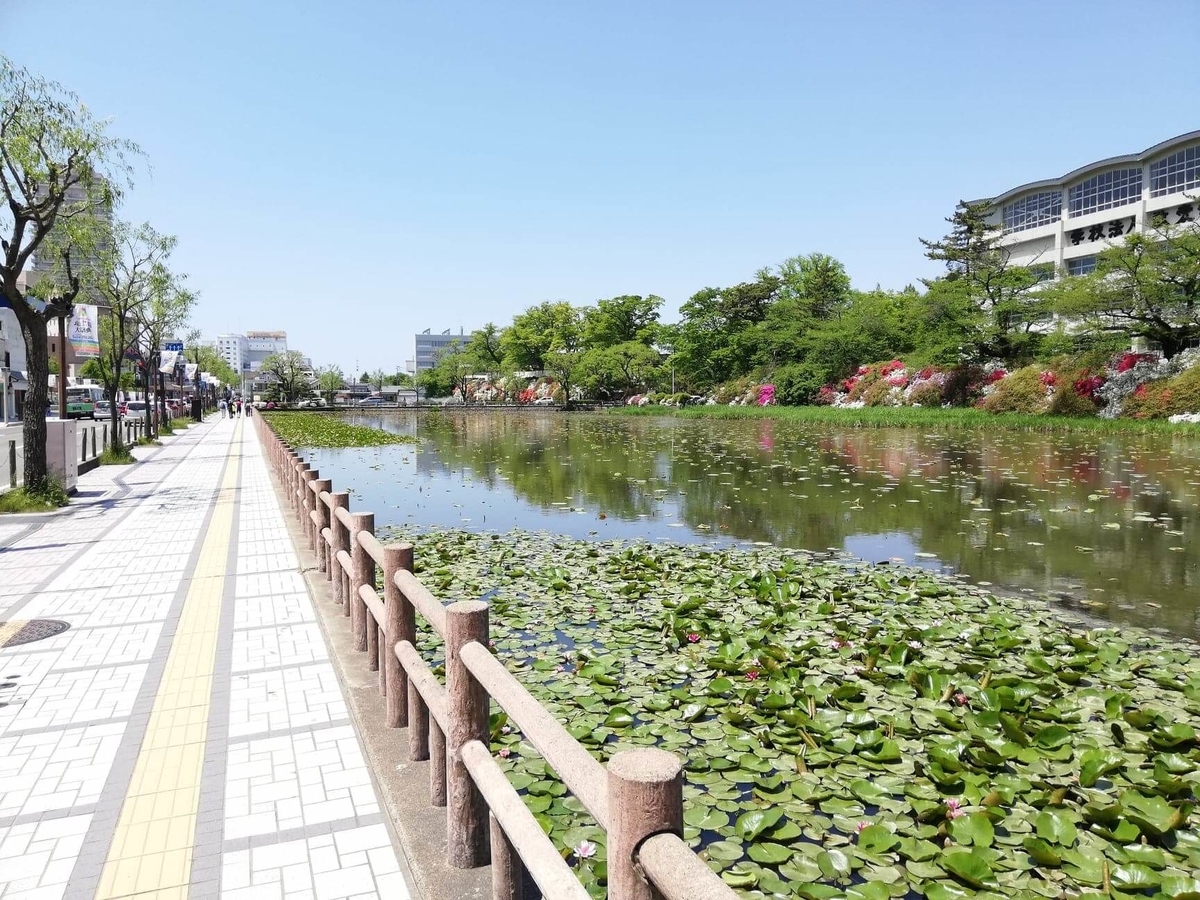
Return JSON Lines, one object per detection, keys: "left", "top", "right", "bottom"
{"left": 218, "top": 397, "right": 227, "bottom": 418}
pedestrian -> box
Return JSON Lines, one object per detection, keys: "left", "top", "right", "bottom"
{"left": 218, "top": 397, "right": 227, "bottom": 418}
{"left": 236, "top": 399, "right": 243, "bottom": 416}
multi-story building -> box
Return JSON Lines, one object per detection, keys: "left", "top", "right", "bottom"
{"left": 246, "top": 331, "right": 288, "bottom": 373}
{"left": 29, "top": 174, "right": 113, "bottom": 297}
{"left": 215, "top": 334, "right": 249, "bottom": 375}
{"left": 415, "top": 328, "right": 472, "bottom": 373}
{"left": 981, "top": 130, "right": 1200, "bottom": 277}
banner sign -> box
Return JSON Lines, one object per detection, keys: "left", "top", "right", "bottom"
{"left": 67, "top": 304, "right": 100, "bottom": 358}
{"left": 158, "top": 349, "right": 179, "bottom": 374}
{"left": 184, "top": 362, "right": 198, "bottom": 382}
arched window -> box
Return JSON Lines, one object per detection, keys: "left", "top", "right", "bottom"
{"left": 1068, "top": 168, "right": 1142, "bottom": 217}
{"left": 1150, "top": 144, "right": 1200, "bottom": 198}
{"left": 1001, "top": 191, "right": 1062, "bottom": 232}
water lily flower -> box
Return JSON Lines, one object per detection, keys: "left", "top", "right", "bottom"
{"left": 686, "top": 633, "right": 700, "bottom": 643}
{"left": 831, "top": 638, "right": 846, "bottom": 650}
{"left": 953, "top": 692, "right": 968, "bottom": 706}
{"left": 856, "top": 821, "right": 871, "bottom": 833}
{"left": 573, "top": 840, "right": 598, "bottom": 859}
{"left": 745, "top": 670, "right": 760, "bottom": 681}
{"left": 945, "top": 798, "right": 965, "bottom": 819}
{"left": 500, "top": 725, "right": 512, "bottom": 734}
{"left": 498, "top": 748, "right": 511, "bottom": 759}
{"left": 908, "top": 640, "right": 922, "bottom": 650}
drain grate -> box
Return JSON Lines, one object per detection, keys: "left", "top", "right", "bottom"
{"left": 2, "top": 619, "right": 71, "bottom": 647}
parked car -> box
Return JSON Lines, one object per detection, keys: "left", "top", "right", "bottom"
{"left": 532, "top": 397, "right": 555, "bottom": 405}
{"left": 357, "top": 396, "right": 386, "bottom": 407}
{"left": 122, "top": 400, "right": 147, "bottom": 422}
{"left": 93, "top": 400, "right": 112, "bottom": 420}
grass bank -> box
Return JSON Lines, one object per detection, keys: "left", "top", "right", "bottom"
{"left": 606, "top": 404, "right": 1195, "bottom": 434}
{"left": 261, "top": 410, "right": 418, "bottom": 448}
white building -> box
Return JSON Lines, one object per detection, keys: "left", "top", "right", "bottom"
{"left": 415, "top": 328, "right": 472, "bottom": 373}
{"left": 981, "top": 130, "right": 1200, "bottom": 277}
{"left": 215, "top": 334, "right": 249, "bottom": 375}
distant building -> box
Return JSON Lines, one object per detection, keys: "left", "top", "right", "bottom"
{"left": 979, "top": 130, "right": 1200, "bottom": 277}
{"left": 415, "top": 328, "right": 473, "bottom": 373}
{"left": 216, "top": 330, "right": 289, "bottom": 378}
{"left": 216, "top": 334, "right": 249, "bottom": 374}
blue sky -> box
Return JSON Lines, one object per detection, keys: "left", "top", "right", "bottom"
{"left": 3, "top": 0, "right": 1197, "bottom": 374}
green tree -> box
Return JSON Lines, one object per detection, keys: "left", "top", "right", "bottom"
{"left": 673, "top": 271, "right": 781, "bottom": 390}
{"left": 259, "top": 351, "right": 312, "bottom": 404}
{"left": 383, "top": 371, "right": 414, "bottom": 387}
{"left": 754, "top": 253, "right": 852, "bottom": 369}
{"left": 419, "top": 345, "right": 475, "bottom": 400}
{"left": 368, "top": 368, "right": 386, "bottom": 392}
{"left": 467, "top": 322, "right": 506, "bottom": 378}
{"left": 0, "top": 56, "right": 137, "bottom": 490}
{"left": 1046, "top": 219, "right": 1200, "bottom": 358}
{"left": 87, "top": 221, "right": 183, "bottom": 450}
{"left": 919, "top": 201, "right": 1050, "bottom": 365}
{"left": 316, "top": 365, "right": 344, "bottom": 403}
{"left": 501, "top": 301, "right": 580, "bottom": 371}
{"left": 579, "top": 341, "right": 664, "bottom": 399}
{"left": 582, "top": 294, "right": 663, "bottom": 348}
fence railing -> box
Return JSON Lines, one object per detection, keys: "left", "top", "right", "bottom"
{"left": 255, "top": 414, "right": 739, "bottom": 900}
{"left": 0, "top": 418, "right": 149, "bottom": 490}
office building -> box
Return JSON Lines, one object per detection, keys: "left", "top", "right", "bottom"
{"left": 981, "top": 130, "right": 1200, "bottom": 277}
{"left": 415, "top": 328, "right": 472, "bottom": 373}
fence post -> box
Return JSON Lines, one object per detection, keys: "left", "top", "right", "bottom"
{"left": 292, "top": 461, "right": 307, "bottom": 520}
{"left": 8, "top": 440, "right": 15, "bottom": 488}
{"left": 490, "top": 812, "right": 525, "bottom": 900}
{"left": 300, "top": 469, "right": 318, "bottom": 548}
{"left": 445, "top": 600, "right": 490, "bottom": 868}
{"left": 328, "top": 492, "right": 350, "bottom": 605}
{"left": 607, "top": 749, "right": 684, "bottom": 900}
{"left": 103, "top": 423, "right": 107, "bottom": 452}
{"left": 312, "top": 479, "right": 332, "bottom": 565}
{"left": 383, "top": 544, "right": 412, "bottom": 724}
{"left": 348, "top": 512, "right": 374, "bottom": 651}
{"left": 430, "top": 718, "right": 447, "bottom": 807}
{"left": 409, "top": 677, "right": 430, "bottom": 762}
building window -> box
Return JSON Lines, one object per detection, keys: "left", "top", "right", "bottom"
{"left": 1029, "top": 263, "right": 1056, "bottom": 283}
{"left": 1150, "top": 144, "right": 1200, "bottom": 198}
{"left": 1066, "top": 256, "right": 1097, "bottom": 277}
{"left": 1002, "top": 191, "right": 1062, "bottom": 232}
{"left": 1068, "top": 168, "right": 1142, "bottom": 217}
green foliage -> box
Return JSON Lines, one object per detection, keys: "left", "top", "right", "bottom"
{"left": 982, "top": 366, "right": 1050, "bottom": 414}
{"left": 1123, "top": 364, "right": 1200, "bottom": 419}
{"left": 0, "top": 477, "right": 69, "bottom": 512}
{"left": 772, "top": 361, "right": 828, "bottom": 406}
{"left": 906, "top": 381, "right": 944, "bottom": 408}
{"left": 98, "top": 446, "right": 136, "bottom": 465}
{"left": 262, "top": 411, "right": 419, "bottom": 448}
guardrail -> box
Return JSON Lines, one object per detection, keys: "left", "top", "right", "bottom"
{"left": 1, "top": 418, "right": 149, "bottom": 489}
{"left": 255, "top": 414, "right": 739, "bottom": 900}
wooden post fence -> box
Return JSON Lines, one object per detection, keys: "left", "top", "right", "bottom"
{"left": 253, "top": 413, "right": 739, "bottom": 900}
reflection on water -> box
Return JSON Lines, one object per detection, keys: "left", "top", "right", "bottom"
{"left": 299, "top": 412, "right": 1200, "bottom": 638}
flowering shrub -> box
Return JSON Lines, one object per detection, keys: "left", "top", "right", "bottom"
{"left": 1039, "top": 371, "right": 1057, "bottom": 388}
{"left": 814, "top": 384, "right": 837, "bottom": 405}
{"left": 879, "top": 359, "right": 905, "bottom": 376}
{"left": 1095, "top": 357, "right": 1170, "bottom": 418}
{"left": 886, "top": 373, "right": 909, "bottom": 388}
{"left": 1115, "top": 352, "right": 1159, "bottom": 373}
{"left": 1073, "top": 371, "right": 1105, "bottom": 401}
{"left": 757, "top": 384, "right": 776, "bottom": 406}
{"left": 986, "top": 369, "right": 1008, "bottom": 385}
{"left": 982, "top": 365, "right": 1053, "bottom": 414}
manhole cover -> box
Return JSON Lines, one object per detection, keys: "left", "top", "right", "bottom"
{"left": 2, "top": 620, "right": 71, "bottom": 647}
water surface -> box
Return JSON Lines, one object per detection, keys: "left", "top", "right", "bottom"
{"left": 299, "top": 411, "right": 1200, "bottom": 638}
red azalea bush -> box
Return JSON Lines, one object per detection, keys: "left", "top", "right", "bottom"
{"left": 814, "top": 385, "right": 837, "bottom": 405}
{"left": 1115, "top": 352, "right": 1159, "bottom": 373}
{"left": 1039, "top": 371, "right": 1057, "bottom": 388}
{"left": 1073, "top": 371, "right": 1106, "bottom": 401}
{"left": 986, "top": 369, "right": 1008, "bottom": 385}
{"left": 879, "top": 359, "right": 905, "bottom": 376}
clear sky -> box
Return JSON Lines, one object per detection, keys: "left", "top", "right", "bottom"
{"left": 3, "top": 0, "right": 1197, "bottom": 374}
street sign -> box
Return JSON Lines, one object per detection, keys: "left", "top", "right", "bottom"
{"left": 164, "top": 341, "right": 184, "bottom": 352}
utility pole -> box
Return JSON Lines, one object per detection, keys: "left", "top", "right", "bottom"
{"left": 56, "top": 313, "right": 68, "bottom": 419}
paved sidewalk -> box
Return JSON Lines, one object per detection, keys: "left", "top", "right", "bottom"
{"left": 0, "top": 419, "right": 409, "bottom": 899}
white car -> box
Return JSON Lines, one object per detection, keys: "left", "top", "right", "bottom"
{"left": 532, "top": 397, "right": 555, "bottom": 405}
{"left": 122, "top": 400, "right": 148, "bottom": 422}
{"left": 93, "top": 400, "right": 112, "bottom": 420}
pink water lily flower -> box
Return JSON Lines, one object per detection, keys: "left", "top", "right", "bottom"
{"left": 745, "top": 670, "right": 759, "bottom": 681}
{"left": 574, "top": 840, "right": 598, "bottom": 859}
{"left": 856, "top": 821, "right": 871, "bottom": 833}
{"left": 686, "top": 633, "right": 700, "bottom": 643}
{"left": 498, "top": 748, "right": 511, "bottom": 759}
{"left": 953, "top": 692, "right": 968, "bottom": 707}
{"left": 945, "top": 798, "right": 965, "bottom": 819}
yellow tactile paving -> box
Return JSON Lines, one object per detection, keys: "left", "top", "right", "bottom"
{"left": 96, "top": 421, "right": 242, "bottom": 899}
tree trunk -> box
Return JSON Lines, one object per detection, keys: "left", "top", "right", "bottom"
{"left": 20, "top": 315, "right": 51, "bottom": 492}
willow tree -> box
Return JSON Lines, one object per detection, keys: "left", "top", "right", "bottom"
{"left": 0, "top": 57, "right": 136, "bottom": 491}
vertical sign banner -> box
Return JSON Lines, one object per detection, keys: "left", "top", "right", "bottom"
{"left": 67, "top": 304, "right": 100, "bottom": 358}
{"left": 158, "top": 349, "right": 179, "bottom": 374}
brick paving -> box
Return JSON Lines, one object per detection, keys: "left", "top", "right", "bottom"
{"left": 0, "top": 418, "right": 409, "bottom": 899}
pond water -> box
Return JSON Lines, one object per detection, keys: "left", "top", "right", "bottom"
{"left": 298, "top": 411, "right": 1200, "bottom": 639}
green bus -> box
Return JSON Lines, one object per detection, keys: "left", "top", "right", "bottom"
{"left": 65, "top": 386, "right": 105, "bottom": 419}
